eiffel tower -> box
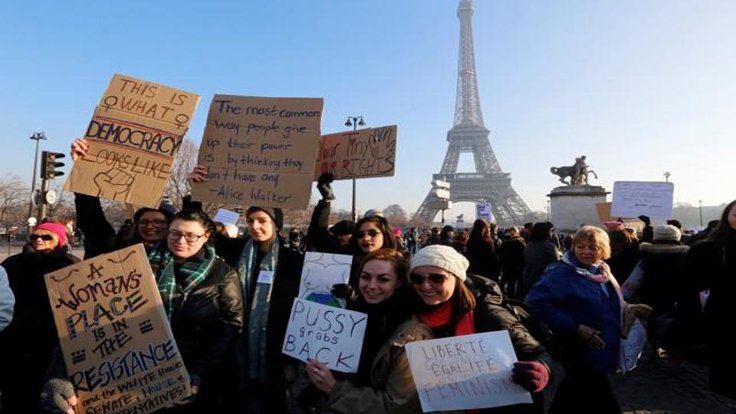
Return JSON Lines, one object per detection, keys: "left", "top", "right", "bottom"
{"left": 414, "top": 0, "right": 532, "bottom": 226}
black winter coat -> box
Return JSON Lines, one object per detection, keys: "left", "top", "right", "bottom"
{"left": 0, "top": 246, "right": 80, "bottom": 412}
{"left": 158, "top": 256, "right": 245, "bottom": 380}
{"left": 688, "top": 235, "right": 736, "bottom": 400}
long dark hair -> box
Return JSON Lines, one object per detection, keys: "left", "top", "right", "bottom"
{"left": 349, "top": 215, "right": 397, "bottom": 253}
{"left": 707, "top": 200, "right": 736, "bottom": 245}
{"left": 449, "top": 279, "right": 477, "bottom": 328}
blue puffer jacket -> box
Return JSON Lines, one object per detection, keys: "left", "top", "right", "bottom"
{"left": 526, "top": 252, "right": 621, "bottom": 373}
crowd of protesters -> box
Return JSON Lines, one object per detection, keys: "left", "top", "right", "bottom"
{"left": 0, "top": 138, "right": 733, "bottom": 413}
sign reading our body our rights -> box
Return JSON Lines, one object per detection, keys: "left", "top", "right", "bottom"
{"left": 45, "top": 244, "right": 190, "bottom": 414}
{"left": 64, "top": 74, "right": 200, "bottom": 208}
{"left": 314, "top": 125, "right": 397, "bottom": 180}
{"left": 611, "top": 181, "right": 675, "bottom": 219}
{"left": 191, "top": 95, "right": 324, "bottom": 210}
{"left": 282, "top": 298, "right": 367, "bottom": 373}
{"left": 405, "top": 331, "right": 532, "bottom": 412}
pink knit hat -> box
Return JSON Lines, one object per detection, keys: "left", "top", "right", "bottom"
{"left": 35, "top": 223, "right": 68, "bottom": 246}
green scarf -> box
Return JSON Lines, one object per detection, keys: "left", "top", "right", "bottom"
{"left": 149, "top": 244, "right": 217, "bottom": 320}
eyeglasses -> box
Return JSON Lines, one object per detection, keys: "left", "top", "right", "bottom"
{"left": 167, "top": 231, "right": 206, "bottom": 243}
{"left": 356, "top": 229, "right": 381, "bottom": 238}
{"left": 409, "top": 272, "right": 448, "bottom": 286}
{"left": 30, "top": 234, "right": 54, "bottom": 241}
{"left": 138, "top": 219, "right": 168, "bottom": 227}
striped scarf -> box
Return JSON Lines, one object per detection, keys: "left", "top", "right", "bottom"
{"left": 148, "top": 244, "right": 216, "bottom": 320}
{"left": 238, "top": 238, "right": 279, "bottom": 382}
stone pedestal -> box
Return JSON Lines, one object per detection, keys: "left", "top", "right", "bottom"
{"left": 548, "top": 185, "right": 609, "bottom": 233}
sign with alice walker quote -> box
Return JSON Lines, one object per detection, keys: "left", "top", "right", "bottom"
{"left": 282, "top": 298, "right": 367, "bottom": 373}
{"left": 64, "top": 74, "right": 200, "bottom": 208}
{"left": 611, "top": 181, "right": 674, "bottom": 219}
{"left": 45, "top": 244, "right": 191, "bottom": 414}
{"left": 405, "top": 331, "right": 531, "bottom": 412}
{"left": 314, "top": 125, "right": 397, "bottom": 180}
{"left": 191, "top": 95, "right": 323, "bottom": 210}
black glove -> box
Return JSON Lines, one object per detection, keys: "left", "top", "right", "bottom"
{"left": 331, "top": 283, "right": 358, "bottom": 301}
{"left": 317, "top": 173, "right": 336, "bottom": 201}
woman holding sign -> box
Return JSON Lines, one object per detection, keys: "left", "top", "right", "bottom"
{"left": 70, "top": 138, "right": 176, "bottom": 259}
{"left": 188, "top": 165, "right": 306, "bottom": 412}
{"left": 0, "top": 221, "right": 80, "bottom": 414}
{"left": 407, "top": 245, "right": 551, "bottom": 414}
{"left": 305, "top": 248, "right": 430, "bottom": 414}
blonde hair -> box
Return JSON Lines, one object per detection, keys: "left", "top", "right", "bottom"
{"left": 573, "top": 225, "right": 611, "bottom": 260}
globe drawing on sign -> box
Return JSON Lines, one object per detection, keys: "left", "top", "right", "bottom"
{"left": 298, "top": 252, "right": 353, "bottom": 308}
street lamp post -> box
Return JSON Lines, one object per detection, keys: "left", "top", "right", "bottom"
{"left": 699, "top": 199, "right": 703, "bottom": 227}
{"left": 28, "top": 132, "right": 47, "bottom": 221}
{"left": 345, "top": 115, "right": 365, "bottom": 222}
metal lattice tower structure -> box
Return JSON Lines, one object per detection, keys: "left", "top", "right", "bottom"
{"left": 414, "top": 0, "right": 532, "bottom": 227}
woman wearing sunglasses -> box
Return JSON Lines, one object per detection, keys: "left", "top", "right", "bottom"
{"left": 344, "top": 214, "right": 399, "bottom": 286}
{"left": 305, "top": 248, "right": 429, "bottom": 413}
{"left": 407, "top": 245, "right": 552, "bottom": 414}
{"left": 0, "top": 222, "right": 80, "bottom": 413}
{"left": 70, "top": 138, "right": 175, "bottom": 259}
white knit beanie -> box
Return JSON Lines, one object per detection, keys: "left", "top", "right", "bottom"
{"left": 410, "top": 245, "right": 469, "bottom": 281}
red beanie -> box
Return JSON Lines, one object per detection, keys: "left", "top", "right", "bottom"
{"left": 36, "top": 223, "right": 68, "bottom": 246}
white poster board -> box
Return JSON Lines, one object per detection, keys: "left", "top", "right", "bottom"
{"left": 282, "top": 298, "right": 367, "bottom": 373}
{"left": 405, "top": 331, "right": 532, "bottom": 412}
{"left": 476, "top": 202, "right": 492, "bottom": 221}
{"left": 213, "top": 208, "right": 239, "bottom": 225}
{"left": 298, "top": 252, "right": 352, "bottom": 308}
{"left": 611, "top": 181, "right": 674, "bottom": 219}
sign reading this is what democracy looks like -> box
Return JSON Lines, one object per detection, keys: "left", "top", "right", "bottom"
{"left": 45, "top": 244, "right": 191, "bottom": 414}
{"left": 314, "top": 125, "right": 397, "bottom": 180}
{"left": 191, "top": 95, "right": 324, "bottom": 210}
{"left": 64, "top": 74, "right": 200, "bottom": 208}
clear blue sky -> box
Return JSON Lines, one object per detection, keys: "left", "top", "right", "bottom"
{"left": 2, "top": 1, "right": 734, "bottom": 222}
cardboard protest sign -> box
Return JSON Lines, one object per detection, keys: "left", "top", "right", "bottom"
{"left": 282, "top": 298, "right": 367, "bottom": 373}
{"left": 611, "top": 181, "right": 674, "bottom": 219}
{"left": 298, "top": 252, "right": 352, "bottom": 308}
{"left": 191, "top": 95, "right": 323, "bottom": 209}
{"left": 405, "top": 331, "right": 531, "bottom": 412}
{"left": 45, "top": 244, "right": 190, "bottom": 414}
{"left": 314, "top": 125, "right": 397, "bottom": 180}
{"left": 64, "top": 74, "right": 200, "bottom": 208}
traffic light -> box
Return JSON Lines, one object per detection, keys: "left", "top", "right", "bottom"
{"left": 40, "top": 151, "right": 66, "bottom": 179}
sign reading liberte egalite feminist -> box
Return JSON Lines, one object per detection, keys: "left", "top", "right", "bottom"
{"left": 45, "top": 244, "right": 191, "bottom": 414}
{"left": 314, "top": 125, "right": 397, "bottom": 180}
{"left": 405, "top": 331, "right": 531, "bottom": 412}
{"left": 191, "top": 95, "right": 323, "bottom": 210}
{"left": 64, "top": 74, "right": 200, "bottom": 208}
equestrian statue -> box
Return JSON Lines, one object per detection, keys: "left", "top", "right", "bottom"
{"left": 550, "top": 155, "right": 598, "bottom": 186}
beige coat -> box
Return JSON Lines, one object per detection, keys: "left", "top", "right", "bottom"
{"left": 328, "top": 318, "right": 433, "bottom": 414}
